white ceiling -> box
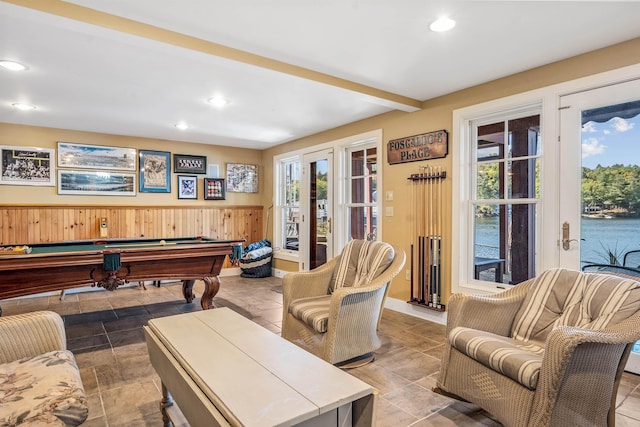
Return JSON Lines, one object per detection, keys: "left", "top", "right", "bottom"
{"left": 1, "top": 1, "right": 640, "bottom": 150}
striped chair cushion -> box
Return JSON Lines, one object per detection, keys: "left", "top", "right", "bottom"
{"left": 450, "top": 326, "right": 544, "bottom": 389}
{"left": 511, "top": 268, "right": 640, "bottom": 346}
{"left": 289, "top": 295, "right": 332, "bottom": 334}
{"left": 328, "top": 240, "right": 394, "bottom": 292}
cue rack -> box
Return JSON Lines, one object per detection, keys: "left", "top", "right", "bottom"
{"left": 408, "top": 166, "right": 446, "bottom": 312}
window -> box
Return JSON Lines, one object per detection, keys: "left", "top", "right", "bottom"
{"left": 466, "top": 110, "right": 541, "bottom": 287}
{"left": 275, "top": 156, "right": 301, "bottom": 258}
{"left": 345, "top": 146, "right": 377, "bottom": 241}
{"left": 273, "top": 129, "right": 382, "bottom": 266}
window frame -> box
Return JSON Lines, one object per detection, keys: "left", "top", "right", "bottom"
{"left": 272, "top": 130, "right": 382, "bottom": 266}
{"left": 453, "top": 101, "right": 545, "bottom": 294}
{"left": 273, "top": 153, "right": 302, "bottom": 262}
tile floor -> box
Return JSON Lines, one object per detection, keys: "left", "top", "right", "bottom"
{"left": 2, "top": 276, "right": 639, "bottom": 426}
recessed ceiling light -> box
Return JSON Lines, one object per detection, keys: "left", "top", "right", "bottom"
{"left": 207, "top": 96, "right": 229, "bottom": 108}
{"left": 175, "top": 122, "right": 189, "bottom": 130}
{"left": 0, "top": 60, "right": 28, "bottom": 71}
{"left": 429, "top": 17, "right": 456, "bottom": 32}
{"left": 12, "top": 103, "right": 37, "bottom": 111}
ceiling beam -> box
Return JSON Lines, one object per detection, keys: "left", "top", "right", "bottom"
{"left": 4, "top": 0, "right": 422, "bottom": 112}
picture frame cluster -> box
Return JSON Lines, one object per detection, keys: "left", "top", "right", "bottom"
{"left": 0, "top": 143, "right": 247, "bottom": 202}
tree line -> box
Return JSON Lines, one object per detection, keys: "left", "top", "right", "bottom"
{"left": 582, "top": 164, "right": 640, "bottom": 215}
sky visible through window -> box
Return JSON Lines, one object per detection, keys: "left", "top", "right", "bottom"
{"left": 582, "top": 113, "right": 640, "bottom": 168}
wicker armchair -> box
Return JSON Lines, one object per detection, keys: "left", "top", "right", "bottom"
{"left": 435, "top": 268, "right": 640, "bottom": 427}
{"left": 282, "top": 240, "right": 405, "bottom": 366}
{"left": 0, "top": 311, "right": 88, "bottom": 426}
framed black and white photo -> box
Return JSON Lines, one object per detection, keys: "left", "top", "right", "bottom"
{"left": 204, "top": 178, "right": 225, "bottom": 200}
{"left": 58, "top": 170, "right": 136, "bottom": 196}
{"left": 177, "top": 175, "right": 198, "bottom": 199}
{"left": 139, "top": 150, "right": 171, "bottom": 193}
{"left": 226, "top": 163, "right": 258, "bottom": 193}
{"left": 0, "top": 145, "right": 55, "bottom": 186}
{"left": 174, "top": 154, "right": 207, "bottom": 174}
{"left": 57, "top": 142, "right": 136, "bottom": 171}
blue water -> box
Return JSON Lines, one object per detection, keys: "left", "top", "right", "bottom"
{"left": 475, "top": 216, "right": 640, "bottom": 265}
{"left": 581, "top": 217, "right": 640, "bottom": 266}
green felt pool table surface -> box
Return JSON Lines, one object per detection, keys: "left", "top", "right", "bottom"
{"left": 20, "top": 236, "right": 237, "bottom": 254}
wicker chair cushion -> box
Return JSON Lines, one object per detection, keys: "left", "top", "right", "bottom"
{"left": 511, "top": 268, "right": 640, "bottom": 346}
{"left": 288, "top": 295, "right": 332, "bottom": 333}
{"left": 328, "top": 240, "right": 394, "bottom": 292}
{"left": 450, "top": 326, "right": 544, "bottom": 389}
{"left": 0, "top": 350, "right": 88, "bottom": 426}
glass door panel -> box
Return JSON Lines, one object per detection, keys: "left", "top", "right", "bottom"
{"left": 559, "top": 79, "right": 640, "bottom": 373}
{"left": 302, "top": 150, "right": 333, "bottom": 270}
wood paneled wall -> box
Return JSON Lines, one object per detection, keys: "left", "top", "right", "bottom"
{"left": 0, "top": 205, "right": 264, "bottom": 267}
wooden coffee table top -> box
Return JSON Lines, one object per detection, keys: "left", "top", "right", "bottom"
{"left": 147, "top": 307, "right": 374, "bottom": 426}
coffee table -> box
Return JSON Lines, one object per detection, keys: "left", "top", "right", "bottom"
{"left": 144, "top": 307, "right": 375, "bottom": 426}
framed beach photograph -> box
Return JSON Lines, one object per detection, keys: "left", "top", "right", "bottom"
{"left": 57, "top": 142, "right": 136, "bottom": 171}
{"left": 58, "top": 170, "right": 136, "bottom": 196}
{"left": 139, "top": 150, "right": 171, "bottom": 193}
{"left": 0, "top": 145, "right": 55, "bottom": 186}
{"left": 177, "top": 175, "right": 198, "bottom": 199}
{"left": 204, "top": 178, "right": 225, "bottom": 200}
{"left": 174, "top": 154, "right": 207, "bottom": 174}
{"left": 226, "top": 163, "right": 258, "bottom": 193}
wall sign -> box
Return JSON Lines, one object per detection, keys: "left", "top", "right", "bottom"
{"left": 387, "top": 130, "right": 448, "bottom": 165}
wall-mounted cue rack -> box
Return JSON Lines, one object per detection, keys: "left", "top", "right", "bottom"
{"left": 407, "top": 166, "right": 446, "bottom": 312}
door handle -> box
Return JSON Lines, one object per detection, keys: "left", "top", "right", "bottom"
{"left": 327, "top": 217, "right": 332, "bottom": 233}
{"left": 562, "top": 221, "right": 579, "bottom": 250}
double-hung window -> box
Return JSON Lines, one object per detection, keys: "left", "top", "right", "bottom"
{"left": 275, "top": 156, "right": 301, "bottom": 258}
{"left": 465, "top": 109, "right": 541, "bottom": 287}
{"left": 345, "top": 146, "right": 377, "bottom": 241}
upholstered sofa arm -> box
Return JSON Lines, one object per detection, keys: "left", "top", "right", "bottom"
{"left": 531, "top": 317, "right": 640, "bottom": 426}
{"left": 0, "top": 311, "right": 67, "bottom": 364}
{"left": 446, "top": 279, "right": 534, "bottom": 337}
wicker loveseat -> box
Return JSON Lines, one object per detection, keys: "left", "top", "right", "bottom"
{"left": 282, "top": 240, "right": 405, "bottom": 366}
{"left": 0, "top": 311, "right": 88, "bottom": 426}
{"left": 436, "top": 268, "right": 640, "bottom": 427}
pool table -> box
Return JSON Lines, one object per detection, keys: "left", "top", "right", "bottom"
{"left": 0, "top": 237, "right": 244, "bottom": 315}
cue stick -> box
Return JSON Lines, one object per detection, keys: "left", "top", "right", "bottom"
{"left": 409, "top": 172, "right": 415, "bottom": 302}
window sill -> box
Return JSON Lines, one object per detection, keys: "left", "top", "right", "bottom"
{"left": 273, "top": 250, "right": 299, "bottom": 263}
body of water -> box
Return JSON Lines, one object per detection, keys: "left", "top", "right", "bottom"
{"left": 582, "top": 217, "right": 640, "bottom": 265}
{"left": 475, "top": 216, "right": 640, "bottom": 266}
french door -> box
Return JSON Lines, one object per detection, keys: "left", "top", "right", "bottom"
{"left": 301, "top": 149, "right": 333, "bottom": 271}
{"left": 559, "top": 78, "right": 640, "bottom": 373}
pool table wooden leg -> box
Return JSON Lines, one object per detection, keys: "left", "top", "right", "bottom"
{"left": 200, "top": 276, "right": 221, "bottom": 310}
{"left": 182, "top": 280, "right": 196, "bottom": 303}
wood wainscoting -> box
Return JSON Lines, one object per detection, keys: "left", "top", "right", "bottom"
{"left": 0, "top": 205, "right": 264, "bottom": 268}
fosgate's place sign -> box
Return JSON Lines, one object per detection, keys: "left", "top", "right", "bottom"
{"left": 387, "top": 130, "right": 448, "bottom": 165}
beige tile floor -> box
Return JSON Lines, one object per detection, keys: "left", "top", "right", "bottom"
{"left": 2, "top": 276, "right": 639, "bottom": 426}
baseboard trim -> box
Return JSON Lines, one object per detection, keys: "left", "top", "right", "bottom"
{"left": 384, "top": 297, "right": 447, "bottom": 325}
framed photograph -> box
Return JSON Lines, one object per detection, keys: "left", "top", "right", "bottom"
{"left": 139, "top": 150, "right": 171, "bottom": 193}
{"left": 177, "top": 175, "right": 198, "bottom": 199}
{"left": 0, "top": 145, "right": 55, "bottom": 186}
{"left": 58, "top": 142, "right": 136, "bottom": 171}
{"left": 174, "top": 154, "right": 207, "bottom": 174}
{"left": 226, "top": 163, "right": 258, "bottom": 193}
{"left": 58, "top": 170, "right": 136, "bottom": 196}
{"left": 204, "top": 178, "right": 226, "bottom": 200}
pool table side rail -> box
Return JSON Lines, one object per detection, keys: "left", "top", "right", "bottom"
{"left": 0, "top": 241, "right": 239, "bottom": 303}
